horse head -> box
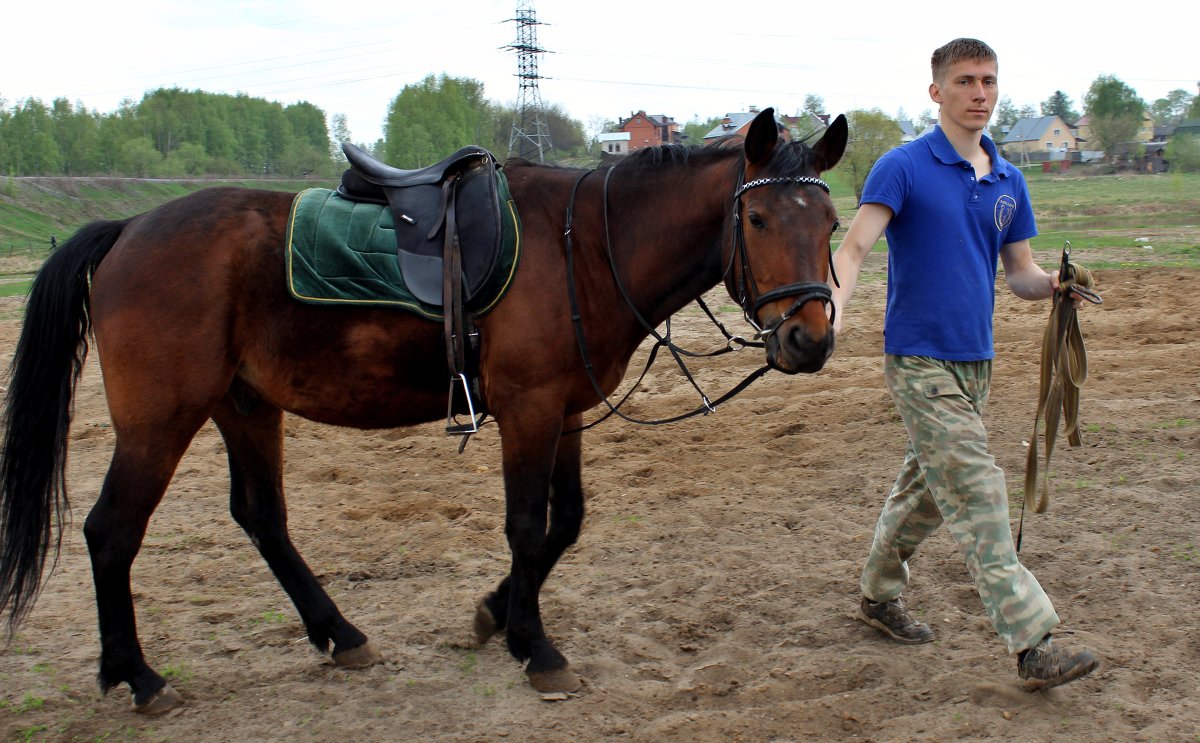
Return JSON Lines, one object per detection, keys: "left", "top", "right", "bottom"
{"left": 724, "top": 107, "right": 848, "bottom": 374}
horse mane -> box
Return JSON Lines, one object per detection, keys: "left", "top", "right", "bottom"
{"left": 502, "top": 136, "right": 818, "bottom": 179}
{"left": 620, "top": 137, "right": 818, "bottom": 178}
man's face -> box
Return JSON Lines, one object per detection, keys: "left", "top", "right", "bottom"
{"left": 929, "top": 58, "right": 998, "bottom": 132}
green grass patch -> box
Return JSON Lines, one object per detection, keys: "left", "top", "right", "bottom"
{"left": 0, "top": 280, "right": 31, "bottom": 298}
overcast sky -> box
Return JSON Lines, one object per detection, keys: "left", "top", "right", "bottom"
{"left": 5, "top": 1, "right": 1195, "bottom": 146}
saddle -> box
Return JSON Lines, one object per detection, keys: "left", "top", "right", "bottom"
{"left": 337, "top": 142, "right": 520, "bottom": 440}
{"left": 338, "top": 143, "right": 513, "bottom": 308}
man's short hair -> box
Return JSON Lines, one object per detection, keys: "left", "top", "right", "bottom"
{"left": 931, "top": 38, "right": 997, "bottom": 82}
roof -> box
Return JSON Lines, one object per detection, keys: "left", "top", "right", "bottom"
{"left": 619, "top": 111, "right": 677, "bottom": 128}
{"left": 702, "top": 112, "right": 759, "bottom": 140}
{"left": 597, "top": 132, "right": 631, "bottom": 142}
{"left": 1002, "top": 116, "right": 1061, "bottom": 143}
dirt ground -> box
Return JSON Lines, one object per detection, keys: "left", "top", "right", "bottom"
{"left": 1, "top": 252, "right": 1197, "bottom": 742}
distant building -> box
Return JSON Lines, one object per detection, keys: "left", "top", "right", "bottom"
{"left": 596, "top": 132, "right": 631, "bottom": 157}
{"left": 616, "top": 111, "right": 681, "bottom": 151}
{"left": 1001, "top": 115, "right": 1078, "bottom": 161}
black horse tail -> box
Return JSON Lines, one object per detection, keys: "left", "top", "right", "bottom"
{"left": 0, "top": 218, "right": 128, "bottom": 632}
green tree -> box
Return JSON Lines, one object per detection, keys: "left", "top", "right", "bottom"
{"left": 330, "top": 113, "right": 352, "bottom": 164}
{"left": 802, "top": 94, "right": 825, "bottom": 119}
{"left": 680, "top": 116, "right": 720, "bottom": 146}
{"left": 990, "top": 96, "right": 1020, "bottom": 140}
{"left": 842, "top": 109, "right": 902, "bottom": 201}
{"left": 162, "top": 141, "right": 209, "bottom": 176}
{"left": 383, "top": 74, "right": 499, "bottom": 167}
{"left": 1040, "top": 91, "right": 1080, "bottom": 123}
{"left": 1165, "top": 133, "right": 1200, "bottom": 172}
{"left": 2, "top": 98, "right": 63, "bottom": 174}
{"left": 117, "top": 137, "right": 162, "bottom": 177}
{"left": 1083, "top": 74, "right": 1146, "bottom": 162}
{"left": 542, "top": 103, "right": 585, "bottom": 156}
{"left": 1149, "top": 89, "right": 1194, "bottom": 125}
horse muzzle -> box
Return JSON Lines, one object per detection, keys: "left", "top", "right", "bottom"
{"left": 753, "top": 283, "right": 835, "bottom": 374}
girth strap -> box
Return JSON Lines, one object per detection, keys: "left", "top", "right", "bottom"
{"left": 1023, "top": 243, "right": 1102, "bottom": 517}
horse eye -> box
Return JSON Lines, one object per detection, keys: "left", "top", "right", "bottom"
{"left": 748, "top": 212, "right": 765, "bottom": 229}
{"left": 831, "top": 220, "right": 841, "bottom": 235}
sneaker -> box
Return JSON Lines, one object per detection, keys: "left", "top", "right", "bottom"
{"left": 857, "top": 596, "right": 935, "bottom": 645}
{"left": 1018, "top": 635, "right": 1099, "bottom": 690}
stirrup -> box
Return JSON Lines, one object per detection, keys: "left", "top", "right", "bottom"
{"left": 446, "top": 372, "right": 483, "bottom": 436}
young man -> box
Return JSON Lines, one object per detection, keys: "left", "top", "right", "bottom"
{"left": 831, "top": 38, "right": 1098, "bottom": 690}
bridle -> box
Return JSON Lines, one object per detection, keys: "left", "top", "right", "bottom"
{"left": 558, "top": 161, "right": 838, "bottom": 432}
{"left": 728, "top": 174, "right": 839, "bottom": 339}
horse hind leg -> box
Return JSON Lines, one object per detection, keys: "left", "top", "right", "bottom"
{"left": 211, "top": 388, "right": 380, "bottom": 668}
{"left": 84, "top": 424, "right": 205, "bottom": 714}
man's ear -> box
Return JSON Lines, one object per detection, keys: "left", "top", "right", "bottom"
{"left": 929, "top": 81, "right": 943, "bottom": 105}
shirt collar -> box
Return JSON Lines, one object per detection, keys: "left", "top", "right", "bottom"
{"left": 924, "top": 125, "right": 1014, "bottom": 179}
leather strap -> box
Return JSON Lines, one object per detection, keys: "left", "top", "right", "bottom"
{"left": 1023, "top": 249, "right": 1102, "bottom": 515}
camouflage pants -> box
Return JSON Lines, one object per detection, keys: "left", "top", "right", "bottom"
{"left": 859, "top": 354, "right": 1059, "bottom": 653}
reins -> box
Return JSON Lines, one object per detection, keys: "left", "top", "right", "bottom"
{"left": 560, "top": 163, "right": 834, "bottom": 434}
{"left": 1016, "top": 240, "right": 1102, "bottom": 549}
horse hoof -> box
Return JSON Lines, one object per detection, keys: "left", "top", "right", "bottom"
{"left": 473, "top": 600, "right": 499, "bottom": 646}
{"left": 527, "top": 666, "right": 582, "bottom": 694}
{"left": 333, "top": 641, "right": 382, "bottom": 668}
{"left": 132, "top": 683, "right": 182, "bottom": 715}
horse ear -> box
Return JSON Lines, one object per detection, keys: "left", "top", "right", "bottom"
{"left": 811, "top": 114, "right": 848, "bottom": 173}
{"left": 744, "top": 107, "right": 779, "bottom": 166}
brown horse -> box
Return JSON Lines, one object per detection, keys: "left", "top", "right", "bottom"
{"left": 0, "top": 108, "right": 846, "bottom": 713}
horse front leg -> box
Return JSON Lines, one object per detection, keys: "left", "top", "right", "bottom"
{"left": 481, "top": 413, "right": 585, "bottom": 692}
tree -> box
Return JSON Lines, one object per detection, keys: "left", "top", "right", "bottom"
{"left": 802, "top": 94, "right": 825, "bottom": 119}
{"left": 1150, "top": 89, "right": 1194, "bottom": 126}
{"left": 584, "top": 114, "right": 615, "bottom": 152}
{"left": 1040, "top": 91, "right": 1080, "bottom": 123}
{"left": 680, "top": 116, "right": 719, "bottom": 146}
{"left": 383, "top": 74, "right": 501, "bottom": 168}
{"left": 990, "top": 96, "right": 1020, "bottom": 141}
{"left": 842, "top": 109, "right": 902, "bottom": 201}
{"left": 1165, "top": 134, "right": 1200, "bottom": 173}
{"left": 330, "top": 114, "right": 352, "bottom": 164}
{"left": 1084, "top": 74, "right": 1146, "bottom": 162}
{"left": 117, "top": 137, "right": 162, "bottom": 177}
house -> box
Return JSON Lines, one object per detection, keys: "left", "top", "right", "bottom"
{"left": 1000, "top": 115, "right": 1078, "bottom": 161}
{"left": 897, "top": 120, "right": 918, "bottom": 143}
{"left": 702, "top": 110, "right": 762, "bottom": 142}
{"left": 702, "top": 106, "right": 820, "bottom": 143}
{"left": 780, "top": 112, "right": 829, "bottom": 141}
{"left": 596, "top": 132, "right": 631, "bottom": 157}
{"left": 616, "top": 111, "right": 681, "bottom": 151}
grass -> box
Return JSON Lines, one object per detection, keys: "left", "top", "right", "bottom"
{"left": 830, "top": 169, "right": 1200, "bottom": 270}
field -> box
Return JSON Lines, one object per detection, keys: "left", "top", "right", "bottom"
{"left": 0, "top": 174, "right": 1197, "bottom": 741}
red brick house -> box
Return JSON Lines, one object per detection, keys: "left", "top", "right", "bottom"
{"left": 617, "top": 111, "right": 681, "bottom": 151}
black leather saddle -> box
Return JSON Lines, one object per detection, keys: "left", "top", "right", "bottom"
{"left": 337, "top": 142, "right": 509, "bottom": 308}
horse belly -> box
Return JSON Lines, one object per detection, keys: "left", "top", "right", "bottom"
{"left": 240, "top": 314, "right": 451, "bottom": 430}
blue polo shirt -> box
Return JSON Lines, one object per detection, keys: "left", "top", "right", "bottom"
{"left": 860, "top": 126, "right": 1036, "bottom": 361}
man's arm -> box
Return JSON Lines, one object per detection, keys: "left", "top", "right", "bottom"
{"left": 1000, "top": 238, "right": 1058, "bottom": 300}
{"left": 830, "top": 202, "right": 893, "bottom": 334}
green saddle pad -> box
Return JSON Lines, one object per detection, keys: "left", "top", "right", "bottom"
{"left": 285, "top": 188, "right": 520, "bottom": 320}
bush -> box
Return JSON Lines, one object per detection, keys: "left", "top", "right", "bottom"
{"left": 1166, "top": 134, "right": 1200, "bottom": 173}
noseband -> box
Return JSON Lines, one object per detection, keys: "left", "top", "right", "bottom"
{"left": 729, "top": 175, "right": 837, "bottom": 339}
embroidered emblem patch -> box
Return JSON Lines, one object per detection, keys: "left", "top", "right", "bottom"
{"left": 994, "top": 194, "right": 1017, "bottom": 231}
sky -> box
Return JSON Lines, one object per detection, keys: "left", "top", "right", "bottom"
{"left": 5, "top": 1, "right": 1196, "bottom": 147}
